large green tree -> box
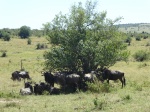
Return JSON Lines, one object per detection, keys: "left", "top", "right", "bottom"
{"left": 43, "top": 0, "right": 129, "bottom": 73}
{"left": 19, "top": 26, "right": 31, "bottom": 38}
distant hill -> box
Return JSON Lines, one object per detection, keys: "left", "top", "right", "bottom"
{"left": 117, "top": 23, "right": 150, "bottom": 33}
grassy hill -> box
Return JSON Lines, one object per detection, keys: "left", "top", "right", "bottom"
{"left": 0, "top": 37, "right": 150, "bottom": 112}
{"left": 118, "top": 23, "right": 150, "bottom": 33}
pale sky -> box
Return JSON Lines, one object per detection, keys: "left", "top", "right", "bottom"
{"left": 0, "top": 0, "right": 149, "bottom": 29}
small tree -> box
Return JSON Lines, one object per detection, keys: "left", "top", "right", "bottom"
{"left": 43, "top": 0, "right": 129, "bottom": 73}
{"left": 125, "top": 37, "right": 132, "bottom": 45}
{"left": 18, "top": 26, "right": 31, "bottom": 38}
{"left": 2, "top": 32, "right": 11, "bottom": 41}
{"left": 0, "top": 30, "right": 11, "bottom": 41}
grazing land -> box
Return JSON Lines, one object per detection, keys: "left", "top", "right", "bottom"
{"left": 118, "top": 23, "right": 150, "bottom": 33}
{"left": 0, "top": 36, "right": 150, "bottom": 112}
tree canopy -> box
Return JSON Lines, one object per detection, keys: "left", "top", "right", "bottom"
{"left": 43, "top": 0, "right": 129, "bottom": 73}
{"left": 19, "top": 26, "right": 31, "bottom": 38}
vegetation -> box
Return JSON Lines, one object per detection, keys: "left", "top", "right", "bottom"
{"left": 27, "top": 38, "right": 31, "bottom": 45}
{"left": 0, "top": 35, "right": 149, "bottom": 112}
{"left": 0, "top": 30, "right": 11, "bottom": 41}
{"left": 133, "top": 50, "right": 150, "bottom": 61}
{"left": 0, "top": 1, "right": 150, "bottom": 112}
{"left": 125, "top": 36, "right": 132, "bottom": 45}
{"left": 0, "top": 50, "right": 7, "bottom": 57}
{"left": 36, "top": 43, "right": 48, "bottom": 50}
{"left": 18, "top": 26, "right": 31, "bottom": 38}
{"left": 43, "top": 1, "right": 129, "bottom": 73}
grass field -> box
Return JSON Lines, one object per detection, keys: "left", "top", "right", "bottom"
{"left": 0, "top": 37, "right": 150, "bottom": 112}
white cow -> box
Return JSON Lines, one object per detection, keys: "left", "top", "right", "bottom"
{"left": 20, "top": 88, "right": 32, "bottom": 95}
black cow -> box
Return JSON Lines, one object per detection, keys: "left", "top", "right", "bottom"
{"left": 24, "top": 82, "right": 33, "bottom": 93}
{"left": 65, "top": 73, "right": 81, "bottom": 92}
{"left": 102, "top": 68, "right": 126, "bottom": 88}
{"left": 33, "top": 82, "right": 51, "bottom": 95}
{"left": 11, "top": 71, "right": 31, "bottom": 81}
{"left": 41, "top": 71, "right": 81, "bottom": 93}
{"left": 11, "top": 71, "right": 21, "bottom": 81}
{"left": 53, "top": 72, "right": 66, "bottom": 87}
{"left": 19, "top": 71, "right": 31, "bottom": 80}
{"left": 41, "top": 72, "right": 55, "bottom": 87}
{"left": 50, "top": 87, "right": 61, "bottom": 95}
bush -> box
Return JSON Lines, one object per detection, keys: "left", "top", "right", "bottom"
{"left": 36, "top": 43, "right": 47, "bottom": 49}
{"left": 86, "top": 79, "right": 110, "bottom": 93}
{"left": 146, "top": 41, "right": 150, "bottom": 46}
{"left": 133, "top": 50, "right": 150, "bottom": 61}
{"left": 1, "top": 50, "right": 7, "bottom": 57}
{"left": 19, "top": 26, "right": 31, "bottom": 38}
{"left": 122, "top": 94, "right": 131, "bottom": 101}
{"left": 125, "top": 37, "right": 132, "bottom": 45}
{"left": 27, "top": 38, "right": 31, "bottom": 45}
{"left": 93, "top": 97, "right": 107, "bottom": 110}
{"left": 0, "top": 31, "right": 11, "bottom": 41}
{"left": 2, "top": 33, "right": 11, "bottom": 41}
{"left": 135, "top": 36, "right": 141, "bottom": 41}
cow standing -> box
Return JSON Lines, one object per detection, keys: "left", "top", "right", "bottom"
{"left": 102, "top": 68, "right": 126, "bottom": 88}
{"left": 11, "top": 70, "right": 31, "bottom": 82}
{"left": 11, "top": 71, "right": 21, "bottom": 81}
{"left": 41, "top": 71, "right": 81, "bottom": 93}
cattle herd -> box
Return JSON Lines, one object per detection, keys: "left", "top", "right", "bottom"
{"left": 11, "top": 68, "right": 126, "bottom": 95}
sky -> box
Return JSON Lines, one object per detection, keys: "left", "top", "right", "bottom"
{"left": 0, "top": 0, "right": 149, "bottom": 29}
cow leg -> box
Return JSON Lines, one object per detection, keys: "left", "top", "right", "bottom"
{"left": 119, "top": 78, "right": 123, "bottom": 88}
{"left": 51, "top": 82, "right": 54, "bottom": 87}
{"left": 123, "top": 77, "right": 126, "bottom": 87}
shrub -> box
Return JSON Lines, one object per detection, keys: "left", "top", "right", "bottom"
{"left": 100, "top": 82, "right": 110, "bottom": 93}
{"left": 146, "top": 41, "right": 150, "bottom": 46}
{"left": 135, "top": 36, "right": 141, "bottom": 41}
{"left": 93, "top": 97, "right": 107, "bottom": 110}
{"left": 18, "top": 26, "right": 31, "bottom": 38}
{"left": 86, "top": 79, "right": 110, "bottom": 93}
{"left": 122, "top": 94, "right": 131, "bottom": 101}
{"left": 27, "top": 38, "right": 31, "bottom": 45}
{"left": 125, "top": 37, "right": 132, "bottom": 45}
{"left": 36, "top": 43, "right": 47, "bottom": 50}
{"left": 133, "top": 50, "right": 150, "bottom": 61}
{"left": 143, "top": 36, "right": 148, "bottom": 39}
{"left": 1, "top": 50, "right": 7, "bottom": 57}
{"left": 2, "top": 33, "right": 11, "bottom": 41}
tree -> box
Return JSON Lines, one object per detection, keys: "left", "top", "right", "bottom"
{"left": 43, "top": 0, "right": 129, "bottom": 73}
{"left": 0, "top": 30, "right": 11, "bottom": 41}
{"left": 18, "top": 26, "right": 31, "bottom": 38}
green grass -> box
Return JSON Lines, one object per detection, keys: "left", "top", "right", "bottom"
{"left": 0, "top": 37, "right": 150, "bottom": 112}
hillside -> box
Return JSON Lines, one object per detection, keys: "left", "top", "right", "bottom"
{"left": 118, "top": 23, "right": 150, "bottom": 33}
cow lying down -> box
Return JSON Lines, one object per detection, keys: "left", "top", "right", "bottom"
{"left": 20, "top": 82, "right": 33, "bottom": 95}
{"left": 20, "top": 88, "right": 32, "bottom": 95}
